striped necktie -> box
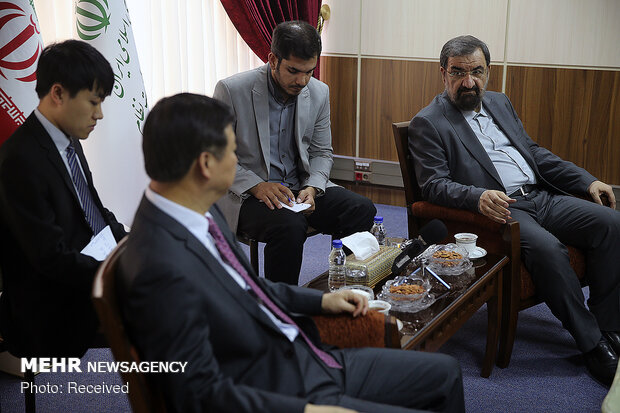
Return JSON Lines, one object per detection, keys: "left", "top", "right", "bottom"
{"left": 65, "top": 141, "right": 106, "bottom": 235}
{"left": 207, "top": 216, "right": 342, "bottom": 369}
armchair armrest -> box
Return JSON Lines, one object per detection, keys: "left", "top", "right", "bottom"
{"left": 312, "top": 311, "right": 401, "bottom": 349}
{"left": 410, "top": 201, "right": 518, "bottom": 256}
{"left": 411, "top": 201, "right": 503, "bottom": 232}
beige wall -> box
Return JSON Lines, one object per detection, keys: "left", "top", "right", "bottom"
{"left": 321, "top": 0, "right": 620, "bottom": 67}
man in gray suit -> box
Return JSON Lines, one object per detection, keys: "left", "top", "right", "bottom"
{"left": 214, "top": 21, "right": 375, "bottom": 284}
{"left": 410, "top": 35, "right": 620, "bottom": 386}
{"left": 119, "top": 93, "right": 465, "bottom": 413}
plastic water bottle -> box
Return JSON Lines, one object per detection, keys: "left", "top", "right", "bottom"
{"left": 370, "top": 216, "right": 387, "bottom": 246}
{"left": 328, "top": 239, "right": 347, "bottom": 292}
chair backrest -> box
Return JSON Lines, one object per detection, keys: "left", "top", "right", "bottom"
{"left": 392, "top": 121, "right": 421, "bottom": 207}
{"left": 392, "top": 121, "right": 425, "bottom": 237}
{"left": 92, "top": 237, "right": 167, "bottom": 413}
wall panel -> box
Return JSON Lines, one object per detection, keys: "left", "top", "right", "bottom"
{"left": 358, "top": 59, "right": 503, "bottom": 161}
{"left": 360, "top": 0, "right": 507, "bottom": 59}
{"left": 507, "top": 0, "right": 620, "bottom": 67}
{"left": 320, "top": 0, "right": 361, "bottom": 55}
{"left": 320, "top": 56, "right": 357, "bottom": 157}
{"left": 505, "top": 66, "right": 620, "bottom": 185}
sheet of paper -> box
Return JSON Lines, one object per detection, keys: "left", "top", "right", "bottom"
{"left": 81, "top": 225, "right": 117, "bottom": 261}
{"left": 280, "top": 201, "right": 311, "bottom": 213}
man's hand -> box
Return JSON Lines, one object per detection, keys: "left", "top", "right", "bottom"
{"left": 478, "top": 190, "right": 517, "bottom": 224}
{"left": 588, "top": 180, "right": 616, "bottom": 210}
{"left": 304, "top": 405, "right": 359, "bottom": 413}
{"left": 249, "top": 182, "right": 294, "bottom": 210}
{"left": 297, "top": 186, "right": 317, "bottom": 213}
{"left": 321, "top": 290, "right": 368, "bottom": 317}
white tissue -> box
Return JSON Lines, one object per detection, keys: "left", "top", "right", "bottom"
{"left": 341, "top": 231, "right": 380, "bottom": 260}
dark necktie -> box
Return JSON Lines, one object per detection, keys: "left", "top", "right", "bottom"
{"left": 65, "top": 141, "right": 106, "bottom": 235}
{"left": 206, "top": 216, "right": 342, "bottom": 369}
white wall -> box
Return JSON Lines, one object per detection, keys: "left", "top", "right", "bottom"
{"left": 321, "top": 0, "right": 620, "bottom": 68}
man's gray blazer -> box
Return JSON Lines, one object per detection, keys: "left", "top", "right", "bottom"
{"left": 213, "top": 64, "right": 336, "bottom": 232}
{"left": 409, "top": 91, "right": 596, "bottom": 212}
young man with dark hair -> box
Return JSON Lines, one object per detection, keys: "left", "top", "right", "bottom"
{"left": 118, "top": 92, "right": 465, "bottom": 413}
{"left": 214, "top": 20, "right": 376, "bottom": 285}
{"left": 0, "top": 39, "right": 126, "bottom": 357}
{"left": 410, "top": 34, "right": 620, "bottom": 386}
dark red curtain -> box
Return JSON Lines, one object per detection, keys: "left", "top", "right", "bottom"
{"left": 220, "top": 0, "right": 322, "bottom": 78}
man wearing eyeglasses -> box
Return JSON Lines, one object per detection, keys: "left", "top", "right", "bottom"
{"left": 409, "top": 35, "right": 620, "bottom": 386}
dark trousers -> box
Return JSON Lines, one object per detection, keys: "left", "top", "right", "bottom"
{"left": 509, "top": 188, "right": 620, "bottom": 352}
{"left": 237, "top": 186, "right": 376, "bottom": 284}
{"left": 293, "top": 339, "right": 465, "bottom": 413}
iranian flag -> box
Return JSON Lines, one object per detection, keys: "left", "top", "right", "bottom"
{"left": 0, "top": 1, "right": 43, "bottom": 145}
{"left": 73, "top": 0, "right": 148, "bottom": 225}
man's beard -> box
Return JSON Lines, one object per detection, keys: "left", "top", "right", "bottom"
{"left": 452, "top": 86, "right": 484, "bottom": 111}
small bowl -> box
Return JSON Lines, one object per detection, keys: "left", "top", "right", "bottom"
{"left": 424, "top": 243, "right": 472, "bottom": 276}
{"left": 378, "top": 276, "right": 435, "bottom": 312}
{"left": 338, "top": 285, "right": 374, "bottom": 301}
{"left": 368, "top": 299, "right": 391, "bottom": 314}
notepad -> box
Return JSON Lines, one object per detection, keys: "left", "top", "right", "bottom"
{"left": 280, "top": 201, "right": 311, "bottom": 213}
{"left": 81, "top": 225, "right": 117, "bottom": 261}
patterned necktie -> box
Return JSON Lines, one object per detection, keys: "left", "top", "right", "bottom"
{"left": 207, "top": 216, "right": 342, "bottom": 369}
{"left": 65, "top": 141, "right": 106, "bottom": 235}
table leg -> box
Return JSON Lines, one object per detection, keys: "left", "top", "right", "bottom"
{"left": 481, "top": 270, "right": 502, "bottom": 378}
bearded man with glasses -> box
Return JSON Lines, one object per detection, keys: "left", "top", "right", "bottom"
{"left": 409, "top": 35, "right": 620, "bottom": 387}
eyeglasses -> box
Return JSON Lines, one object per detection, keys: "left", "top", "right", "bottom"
{"left": 446, "top": 68, "right": 486, "bottom": 79}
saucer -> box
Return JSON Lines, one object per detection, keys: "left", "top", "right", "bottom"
{"left": 468, "top": 246, "right": 487, "bottom": 259}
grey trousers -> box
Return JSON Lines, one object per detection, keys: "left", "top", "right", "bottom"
{"left": 509, "top": 188, "right": 620, "bottom": 352}
{"left": 294, "top": 340, "right": 465, "bottom": 413}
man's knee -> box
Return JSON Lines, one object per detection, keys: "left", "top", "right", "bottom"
{"left": 264, "top": 212, "right": 308, "bottom": 242}
{"left": 522, "top": 231, "right": 567, "bottom": 260}
{"left": 342, "top": 192, "right": 376, "bottom": 232}
{"left": 433, "top": 353, "right": 462, "bottom": 383}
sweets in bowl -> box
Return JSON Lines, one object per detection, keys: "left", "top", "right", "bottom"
{"left": 378, "top": 276, "right": 435, "bottom": 312}
{"left": 424, "top": 244, "right": 473, "bottom": 276}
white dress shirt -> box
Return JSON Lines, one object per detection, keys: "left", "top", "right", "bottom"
{"left": 461, "top": 105, "right": 537, "bottom": 195}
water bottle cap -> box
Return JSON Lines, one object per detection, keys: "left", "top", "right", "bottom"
{"left": 332, "top": 239, "right": 343, "bottom": 248}
{"left": 374, "top": 216, "right": 383, "bottom": 223}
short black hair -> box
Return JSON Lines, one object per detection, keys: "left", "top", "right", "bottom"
{"left": 270, "top": 20, "right": 321, "bottom": 62}
{"left": 35, "top": 39, "right": 114, "bottom": 99}
{"left": 143, "top": 93, "right": 234, "bottom": 182}
{"left": 440, "top": 35, "right": 491, "bottom": 68}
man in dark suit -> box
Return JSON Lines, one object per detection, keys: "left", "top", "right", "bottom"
{"left": 118, "top": 93, "right": 464, "bottom": 413}
{"left": 409, "top": 35, "right": 620, "bottom": 386}
{"left": 0, "top": 40, "right": 126, "bottom": 357}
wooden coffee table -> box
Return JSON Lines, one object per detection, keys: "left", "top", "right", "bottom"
{"left": 305, "top": 253, "right": 508, "bottom": 378}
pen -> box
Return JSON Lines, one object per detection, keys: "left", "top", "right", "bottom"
{"left": 280, "top": 182, "right": 293, "bottom": 203}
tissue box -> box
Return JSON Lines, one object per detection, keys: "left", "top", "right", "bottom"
{"left": 346, "top": 245, "right": 401, "bottom": 288}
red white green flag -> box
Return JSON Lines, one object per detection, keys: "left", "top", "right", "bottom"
{"left": 73, "top": 0, "right": 149, "bottom": 225}
{"left": 0, "top": 0, "right": 43, "bottom": 145}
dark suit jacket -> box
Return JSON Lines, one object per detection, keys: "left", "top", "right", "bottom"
{"left": 0, "top": 113, "right": 126, "bottom": 357}
{"left": 409, "top": 91, "right": 596, "bottom": 212}
{"left": 118, "top": 197, "right": 326, "bottom": 413}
